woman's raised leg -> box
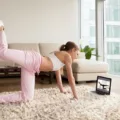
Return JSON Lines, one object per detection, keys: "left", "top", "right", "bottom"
{"left": 0, "top": 25, "right": 41, "bottom": 73}
{"left": 0, "top": 30, "right": 30, "bottom": 69}
{"left": 0, "top": 21, "right": 41, "bottom": 103}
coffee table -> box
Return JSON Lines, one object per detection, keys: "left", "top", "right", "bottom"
{"left": 0, "top": 66, "right": 54, "bottom": 84}
{"left": 0, "top": 66, "right": 21, "bottom": 78}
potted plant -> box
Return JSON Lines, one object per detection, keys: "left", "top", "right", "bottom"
{"left": 80, "top": 45, "right": 98, "bottom": 59}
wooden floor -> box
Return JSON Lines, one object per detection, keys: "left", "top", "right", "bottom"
{"left": 0, "top": 74, "right": 119, "bottom": 95}
{"left": 0, "top": 76, "right": 94, "bottom": 92}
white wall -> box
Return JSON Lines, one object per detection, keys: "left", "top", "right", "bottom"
{"left": 0, "top": 0, "right": 79, "bottom": 44}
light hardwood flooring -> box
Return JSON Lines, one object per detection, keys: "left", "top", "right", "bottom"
{"left": 0, "top": 74, "right": 119, "bottom": 95}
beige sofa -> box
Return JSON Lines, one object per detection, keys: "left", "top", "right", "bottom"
{"left": 63, "top": 58, "right": 108, "bottom": 83}
{"left": 0, "top": 43, "right": 109, "bottom": 82}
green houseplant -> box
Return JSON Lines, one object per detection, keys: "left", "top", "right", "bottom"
{"left": 80, "top": 45, "right": 98, "bottom": 59}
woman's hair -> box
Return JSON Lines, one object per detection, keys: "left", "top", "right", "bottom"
{"left": 59, "top": 41, "right": 79, "bottom": 51}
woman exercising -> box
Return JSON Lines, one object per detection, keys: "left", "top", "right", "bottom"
{"left": 0, "top": 20, "right": 79, "bottom": 103}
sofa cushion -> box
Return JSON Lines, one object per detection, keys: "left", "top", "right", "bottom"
{"left": 39, "top": 43, "right": 62, "bottom": 56}
{"left": 0, "top": 59, "right": 14, "bottom": 67}
{"left": 8, "top": 43, "right": 40, "bottom": 52}
{"left": 68, "top": 59, "right": 109, "bottom": 73}
{"left": 77, "top": 52, "right": 85, "bottom": 59}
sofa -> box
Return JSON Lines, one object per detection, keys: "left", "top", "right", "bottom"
{"left": 0, "top": 43, "right": 109, "bottom": 82}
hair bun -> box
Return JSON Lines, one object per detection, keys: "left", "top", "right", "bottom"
{"left": 60, "top": 41, "right": 78, "bottom": 51}
{"left": 60, "top": 44, "right": 66, "bottom": 51}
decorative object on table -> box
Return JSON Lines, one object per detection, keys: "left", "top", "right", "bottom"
{"left": 80, "top": 45, "right": 99, "bottom": 59}
{"left": 96, "top": 76, "right": 112, "bottom": 95}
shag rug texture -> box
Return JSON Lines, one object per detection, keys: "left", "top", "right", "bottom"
{"left": 0, "top": 85, "right": 120, "bottom": 120}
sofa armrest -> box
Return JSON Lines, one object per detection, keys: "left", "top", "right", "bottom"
{"left": 77, "top": 52, "right": 85, "bottom": 59}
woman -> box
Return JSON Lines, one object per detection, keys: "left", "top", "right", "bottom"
{"left": 0, "top": 20, "right": 79, "bottom": 103}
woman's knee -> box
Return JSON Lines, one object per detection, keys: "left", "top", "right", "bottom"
{"left": 0, "top": 47, "right": 7, "bottom": 58}
{"left": 22, "top": 92, "right": 34, "bottom": 102}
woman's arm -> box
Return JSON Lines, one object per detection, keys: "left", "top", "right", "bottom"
{"left": 65, "top": 55, "right": 78, "bottom": 99}
{"left": 55, "top": 70, "right": 64, "bottom": 93}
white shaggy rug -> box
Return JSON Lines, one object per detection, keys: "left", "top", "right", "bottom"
{"left": 0, "top": 85, "right": 120, "bottom": 120}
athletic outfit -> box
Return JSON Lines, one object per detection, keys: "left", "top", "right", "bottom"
{"left": 0, "top": 20, "right": 65, "bottom": 103}
{"left": 48, "top": 52, "right": 65, "bottom": 71}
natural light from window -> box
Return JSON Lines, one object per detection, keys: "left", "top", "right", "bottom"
{"left": 104, "top": 0, "right": 120, "bottom": 75}
{"left": 81, "top": 0, "right": 120, "bottom": 75}
{"left": 81, "top": 0, "right": 96, "bottom": 59}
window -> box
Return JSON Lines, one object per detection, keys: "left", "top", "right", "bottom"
{"left": 81, "top": 0, "right": 96, "bottom": 53}
{"left": 90, "top": 26, "right": 95, "bottom": 37}
{"left": 105, "top": 0, "right": 120, "bottom": 75}
{"left": 107, "top": 42, "right": 120, "bottom": 55}
{"left": 107, "top": 59, "right": 120, "bottom": 75}
{"left": 106, "top": 25, "right": 120, "bottom": 38}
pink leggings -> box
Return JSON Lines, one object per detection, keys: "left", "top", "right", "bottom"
{"left": 0, "top": 31, "right": 42, "bottom": 103}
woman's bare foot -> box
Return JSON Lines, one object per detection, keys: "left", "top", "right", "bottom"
{"left": 0, "top": 26, "right": 4, "bottom": 31}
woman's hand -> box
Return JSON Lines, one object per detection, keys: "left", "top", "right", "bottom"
{"left": 70, "top": 97, "right": 78, "bottom": 101}
{"left": 73, "top": 95, "right": 78, "bottom": 100}
{"left": 60, "top": 89, "right": 71, "bottom": 94}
